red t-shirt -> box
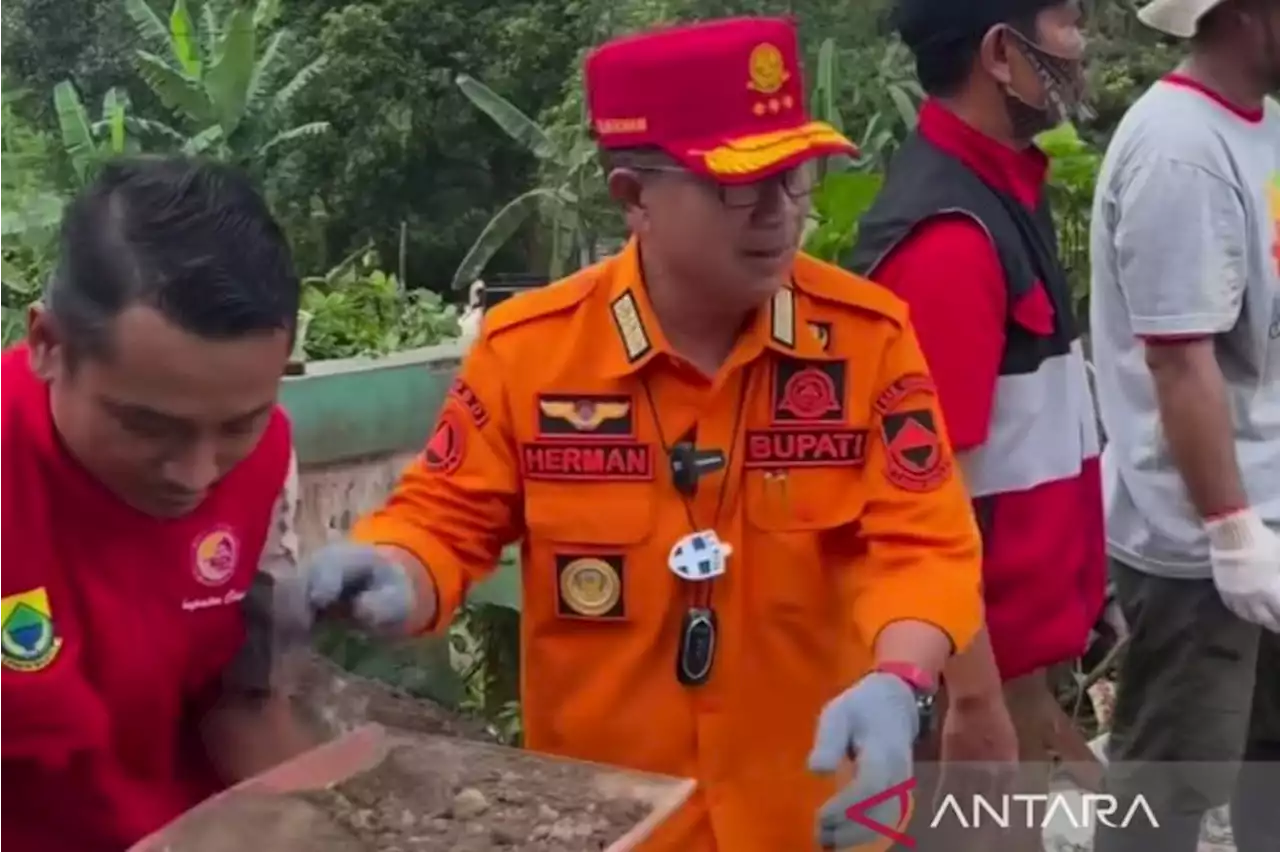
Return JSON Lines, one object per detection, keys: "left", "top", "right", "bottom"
{"left": 872, "top": 101, "right": 1105, "bottom": 680}
{"left": 0, "top": 346, "right": 291, "bottom": 851}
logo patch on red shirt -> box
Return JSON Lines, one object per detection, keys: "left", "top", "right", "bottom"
{"left": 191, "top": 527, "right": 239, "bottom": 587}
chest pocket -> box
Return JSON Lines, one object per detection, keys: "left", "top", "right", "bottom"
{"left": 523, "top": 483, "right": 657, "bottom": 624}
{"left": 743, "top": 464, "right": 868, "bottom": 620}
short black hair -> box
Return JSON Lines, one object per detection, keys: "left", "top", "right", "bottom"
{"left": 47, "top": 155, "right": 299, "bottom": 359}
{"left": 901, "top": 6, "right": 1039, "bottom": 97}
{"left": 597, "top": 145, "right": 675, "bottom": 174}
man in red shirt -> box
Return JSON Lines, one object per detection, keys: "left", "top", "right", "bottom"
{"left": 1, "top": 156, "right": 312, "bottom": 851}
{"left": 848, "top": 0, "right": 1105, "bottom": 848}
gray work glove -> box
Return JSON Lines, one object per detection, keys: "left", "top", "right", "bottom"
{"left": 808, "top": 672, "right": 920, "bottom": 850}
{"left": 302, "top": 542, "right": 417, "bottom": 634}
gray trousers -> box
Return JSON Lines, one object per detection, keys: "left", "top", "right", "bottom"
{"left": 1094, "top": 558, "right": 1280, "bottom": 852}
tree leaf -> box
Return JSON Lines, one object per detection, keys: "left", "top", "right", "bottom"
{"left": 134, "top": 50, "right": 212, "bottom": 123}
{"left": 52, "top": 81, "right": 96, "bottom": 184}
{"left": 102, "top": 89, "right": 130, "bottom": 154}
{"left": 270, "top": 56, "right": 328, "bottom": 119}
{"left": 450, "top": 188, "right": 565, "bottom": 291}
{"left": 256, "top": 121, "right": 329, "bottom": 157}
{"left": 169, "top": 0, "right": 201, "bottom": 78}
{"left": 124, "top": 116, "right": 186, "bottom": 144}
{"left": 182, "top": 124, "right": 224, "bottom": 156}
{"left": 245, "top": 30, "right": 285, "bottom": 116}
{"left": 122, "top": 0, "right": 171, "bottom": 54}
{"left": 204, "top": 7, "right": 256, "bottom": 136}
{"left": 253, "top": 0, "right": 281, "bottom": 31}
{"left": 200, "top": 0, "right": 220, "bottom": 59}
{"left": 887, "top": 84, "right": 919, "bottom": 130}
{"left": 455, "top": 73, "right": 556, "bottom": 160}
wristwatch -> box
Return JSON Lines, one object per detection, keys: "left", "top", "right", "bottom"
{"left": 874, "top": 661, "right": 938, "bottom": 743}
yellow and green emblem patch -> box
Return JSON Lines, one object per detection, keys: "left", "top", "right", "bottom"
{"left": 2, "top": 587, "right": 64, "bottom": 672}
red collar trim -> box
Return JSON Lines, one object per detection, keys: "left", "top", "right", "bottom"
{"left": 1163, "top": 74, "right": 1264, "bottom": 124}
{"left": 917, "top": 100, "right": 1048, "bottom": 210}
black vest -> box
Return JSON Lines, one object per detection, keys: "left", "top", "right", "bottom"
{"left": 845, "top": 132, "right": 1078, "bottom": 377}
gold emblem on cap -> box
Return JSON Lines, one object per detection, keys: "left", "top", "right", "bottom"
{"left": 747, "top": 43, "right": 790, "bottom": 95}
{"left": 560, "top": 557, "right": 622, "bottom": 617}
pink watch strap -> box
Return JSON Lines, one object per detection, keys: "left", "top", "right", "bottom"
{"left": 874, "top": 661, "right": 936, "bottom": 693}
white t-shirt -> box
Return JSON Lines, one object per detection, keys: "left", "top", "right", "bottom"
{"left": 1089, "top": 77, "right": 1280, "bottom": 578}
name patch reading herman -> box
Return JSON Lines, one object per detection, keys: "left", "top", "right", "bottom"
{"left": 522, "top": 442, "right": 654, "bottom": 481}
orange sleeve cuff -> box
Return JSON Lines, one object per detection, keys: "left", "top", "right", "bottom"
{"left": 350, "top": 514, "right": 469, "bottom": 634}
{"left": 852, "top": 559, "right": 983, "bottom": 658}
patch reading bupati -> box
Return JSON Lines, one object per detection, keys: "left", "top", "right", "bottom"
{"left": 522, "top": 441, "right": 653, "bottom": 481}
{"left": 421, "top": 407, "right": 466, "bottom": 475}
{"left": 771, "top": 359, "right": 847, "bottom": 424}
{"left": 744, "top": 428, "right": 868, "bottom": 468}
{"left": 449, "top": 378, "right": 489, "bottom": 428}
{"left": 537, "top": 395, "right": 634, "bottom": 439}
{"left": 880, "top": 408, "right": 950, "bottom": 492}
{"left": 556, "top": 555, "right": 625, "bottom": 618}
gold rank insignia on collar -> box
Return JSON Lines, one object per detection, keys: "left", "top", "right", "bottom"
{"left": 610, "top": 291, "right": 652, "bottom": 363}
{"left": 770, "top": 286, "right": 796, "bottom": 349}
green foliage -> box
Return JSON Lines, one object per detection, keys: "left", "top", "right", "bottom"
{"left": 452, "top": 73, "right": 601, "bottom": 289}
{"left": 2, "top": 84, "right": 64, "bottom": 346}
{"left": 298, "top": 245, "right": 462, "bottom": 361}
{"left": 53, "top": 80, "right": 137, "bottom": 184}
{"left": 1037, "top": 122, "right": 1103, "bottom": 317}
{"left": 451, "top": 601, "right": 523, "bottom": 745}
{"left": 121, "top": 0, "right": 329, "bottom": 167}
{"left": 802, "top": 171, "right": 884, "bottom": 263}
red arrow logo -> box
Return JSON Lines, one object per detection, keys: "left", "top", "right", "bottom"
{"left": 843, "top": 777, "right": 916, "bottom": 848}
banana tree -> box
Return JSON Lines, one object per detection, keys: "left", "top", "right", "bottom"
{"left": 801, "top": 39, "right": 887, "bottom": 263}
{"left": 51, "top": 81, "right": 136, "bottom": 186}
{"left": 121, "top": 0, "right": 329, "bottom": 164}
{"left": 450, "top": 73, "right": 602, "bottom": 292}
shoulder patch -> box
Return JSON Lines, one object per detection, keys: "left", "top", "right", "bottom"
{"left": 482, "top": 262, "right": 607, "bottom": 339}
{"left": 792, "top": 252, "right": 908, "bottom": 326}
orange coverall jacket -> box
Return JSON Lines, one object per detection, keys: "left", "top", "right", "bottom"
{"left": 352, "top": 240, "right": 983, "bottom": 852}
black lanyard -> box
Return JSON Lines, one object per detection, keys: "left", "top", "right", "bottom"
{"left": 640, "top": 367, "right": 752, "bottom": 610}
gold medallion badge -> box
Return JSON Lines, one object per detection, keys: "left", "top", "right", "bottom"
{"left": 559, "top": 557, "right": 622, "bottom": 617}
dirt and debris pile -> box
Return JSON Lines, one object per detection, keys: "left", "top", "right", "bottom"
{"left": 153, "top": 735, "right": 656, "bottom": 852}
{"left": 303, "top": 737, "right": 652, "bottom": 851}
{"left": 140, "top": 653, "right": 668, "bottom": 852}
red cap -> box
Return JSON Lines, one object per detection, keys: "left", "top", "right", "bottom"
{"left": 585, "top": 16, "right": 858, "bottom": 185}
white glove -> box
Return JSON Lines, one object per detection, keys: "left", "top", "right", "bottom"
{"left": 1205, "top": 509, "right": 1280, "bottom": 632}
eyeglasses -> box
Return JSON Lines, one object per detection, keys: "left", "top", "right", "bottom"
{"left": 630, "top": 162, "right": 816, "bottom": 210}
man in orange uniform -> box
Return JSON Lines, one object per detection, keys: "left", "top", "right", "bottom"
{"left": 299, "top": 17, "right": 983, "bottom": 851}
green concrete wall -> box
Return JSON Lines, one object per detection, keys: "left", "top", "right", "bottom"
{"left": 281, "top": 343, "right": 463, "bottom": 466}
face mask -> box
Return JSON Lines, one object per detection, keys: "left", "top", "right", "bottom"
{"left": 1001, "top": 26, "right": 1093, "bottom": 137}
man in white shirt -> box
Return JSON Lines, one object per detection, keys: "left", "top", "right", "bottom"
{"left": 1088, "top": 2, "right": 1280, "bottom": 851}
